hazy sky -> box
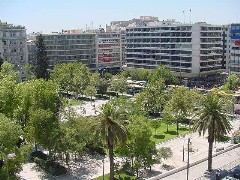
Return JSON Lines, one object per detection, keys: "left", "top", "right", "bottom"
{"left": 1, "top": 0, "right": 240, "bottom": 33}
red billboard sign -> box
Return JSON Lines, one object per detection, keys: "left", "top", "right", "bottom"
{"left": 234, "top": 40, "right": 240, "bottom": 46}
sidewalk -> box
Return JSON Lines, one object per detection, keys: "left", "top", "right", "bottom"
{"left": 148, "top": 118, "right": 240, "bottom": 179}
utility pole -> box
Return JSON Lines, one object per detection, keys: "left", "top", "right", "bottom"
{"left": 187, "top": 138, "right": 191, "bottom": 180}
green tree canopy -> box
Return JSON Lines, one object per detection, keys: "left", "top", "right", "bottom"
{"left": 117, "top": 115, "right": 156, "bottom": 176}
{"left": 0, "top": 62, "right": 19, "bottom": 81}
{"left": 193, "top": 92, "right": 232, "bottom": 171}
{"left": 51, "top": 62, "right": 91, "bottom": 97}
{"left": 163, "top": 87, "right": 200, "bottom": 135}
{"left": 109, "top": 75, "right": 128, "bottom": 94}
{"left": 14, "top": 79, "right": 61, "bottom": 128}
{"left": 136, "top": 80, "right": 166, "bottom": 116}
{"left": 0, "top": 113, "right": 26, "bottom": 178}
{"left": 35, "top": 34, "right": 49, "bottom": 80}
{"left": 93, "top": 99, "right": 127, "bottom": 180}
{"left": 222, "top": 74, "right": 239, "bottom": 91}
{"left": 149, "top": 65, "right": 175, "bottom": 84}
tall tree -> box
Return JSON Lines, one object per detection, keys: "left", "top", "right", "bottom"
{"left": 35, "top": 34, "right": 49, "bottom": 80}
{"left": 0, "top": 113, "right": 24, "bottom": 178}
{"left": 0, "top": 62, "right": 19, "bottom": 81}
{"left": 94, "top": 100, "right": 127, "bottom": 180}
{"left": 24, "top": 64, "right": 36, "bottom": 81}
{"left": 222, "top": 74, "right": 239, "bottom": 91}
{"left": 117, "top": 115, "right": 156, "bottom": 176}
{"left": 27, "top": 109, "right": 59, "bottom": 159}
{"left": 163, "top": 87, "right": 199, "bottom": 136}
{"left": 97, "top": 78, "right": 109, "bottom": 97}
{"left": 193, "top": 92, "right": 232, "bottom": 171}
{"left": 0, "top": 63, "right": 19, "bottom": 118}
{"left": 0, "top": 57, "right": 3, "bottom": 69}
{"left": 149, "top": 65, "right": 175, "bottom": 85}
{"left": 136, "top": 80, "right": 166, "bottom": 116}
{"left": 14, "top": 79, "right": 61, "bottom": 129}
{"left": 51, "top": 62, "right": 91, "bottom": 97}
{"left": 109, "top": 75, "right": 128, "bottom": 95}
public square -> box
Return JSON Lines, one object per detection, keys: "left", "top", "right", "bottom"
{"left": 18, "top": 99, "right": 240, "bottom": 180}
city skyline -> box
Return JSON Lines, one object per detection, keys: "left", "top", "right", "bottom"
{"left": 1, "top": 0, "right": 240, "bottom": 33}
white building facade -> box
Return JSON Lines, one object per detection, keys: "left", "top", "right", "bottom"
{"left": 0, "top": 21, "right": 28, "bottom": 80}
{"left": 42, "top": 32, "right": 122, "bottom": 73}
{"left": 96, "top": 33, "right": 121, "bottom": 73}
{"left": 125, "top": 21, "right": 224, "bottom": 79}
{"left": 228, "top": 23, "right": 240, "bottom": 75}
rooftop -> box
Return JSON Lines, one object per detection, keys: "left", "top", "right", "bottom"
{"left": 0, "top": 20, "right": 25, "bottom": 30}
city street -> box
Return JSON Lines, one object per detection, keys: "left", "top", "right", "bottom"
{"left": 160, "top": 147, "right": 240, "bottom": 180}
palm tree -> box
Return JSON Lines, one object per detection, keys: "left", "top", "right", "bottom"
{"left": 94, "top": 101, "right": 127, "bottom": 180}
{"left": 193, "top": 93, "right": 232, "bottom": 171}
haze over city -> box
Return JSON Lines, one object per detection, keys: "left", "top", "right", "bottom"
{"left": 1, "top": 0, "right": 240, "bottom": 33}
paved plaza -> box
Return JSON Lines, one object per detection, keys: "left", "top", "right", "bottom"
{"left": 18, "top": 99, "right": 240, "bottom": 180}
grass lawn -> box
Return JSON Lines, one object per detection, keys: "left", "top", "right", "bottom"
{"left": 94, "top": 172, "right": 136, "bottom": 180}
{"left": 151, "top": 122, "right": 189, "bottom": 144}
{"left": 63, "top": 98, "right": 85, "bottom": 106}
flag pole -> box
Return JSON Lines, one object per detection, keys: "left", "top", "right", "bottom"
{"left": 189, "top": 9, "right": 192, "bottom": 24}
{"left": 183, "top": 10, "right": 185, "bottom": 23}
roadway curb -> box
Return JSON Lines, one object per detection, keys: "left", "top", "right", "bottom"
{"left": 148, "top": 144, "right": 240, "bottom": 180}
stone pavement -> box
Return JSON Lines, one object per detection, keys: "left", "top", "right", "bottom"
{"left": 159, "top": 146, "right": 240, "bottom": 180}
{"left": 19, "top": 99, "right": 240, "bottom": 180}
{"left": 148, "top": 117, "right": 240, "bottom": 179}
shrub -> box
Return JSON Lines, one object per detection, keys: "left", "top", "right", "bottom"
{"left": 34, "top": 157, "right": 67, "bottom": 176}
{"left": 34, "top": 157, "right": 46, "bottom": 167}
{"left": 30, "top": 151, "right": 47, "bottom": 161}
{"left": 45, "top": 160, "right": 67, "bottom": 176}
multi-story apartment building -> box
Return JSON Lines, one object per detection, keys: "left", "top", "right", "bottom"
{"left": 96, "top": 33, "right": 121, "bottom": 73}
{"left": 228, "top": 23, "right": 240, "bottom": 75}
{"left": 222, "top": 26, "right": 230, "bottom": 70}
{"left": 27, "top": 40, "right": 36, "bottom": 65}
{"left": 42, "top": 32, "right": 122, "bottom": 73}
{"left": 42, "top": 33, "right": 97, "bottom": 70}
{"left": 0, "top": 20, "right": 28, "bottom": 80}
{"left": 125, "top": 21, "right": 224, "bottom": 85}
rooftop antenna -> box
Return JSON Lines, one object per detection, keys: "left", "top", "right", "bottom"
{"left": 189, "top": 9, "right": 192, "bottom": 24}
{"left": 182, "top": 10, "right": 186, "bottom": 23}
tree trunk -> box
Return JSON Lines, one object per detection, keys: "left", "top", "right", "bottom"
{"left": 176, "top": 122, "right": 179, "bottom": 136}
{"left": 131, "top": 157, "right": 134, "bottom": 174}
{"left": 208, "top": 134, "right": 214, "bottom": 171}
{"left": 108, "top": 141, "right": 114, "bottom": 180}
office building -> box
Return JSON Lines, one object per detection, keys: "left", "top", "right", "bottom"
{"left": 125, "top": 20, "right": 224, "bottom": 86}
{"left": 96, "top": 33, "right": 121, "bottom": 73}
{"left": 42, "top": 33, "right": 97, "bottom": 70}
{"left": 0, "top": 20, "right": 28, "bottom": 80}
{"left": 42, "top": 32, "right": 122, "bottom": 73}
{"left": 228, "top": 23, "right": 240, "bottom": 75}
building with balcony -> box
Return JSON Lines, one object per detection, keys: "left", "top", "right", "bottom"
{"left": 42, "top": 33, "right": 97, "bottom": 70}
{"left": 27, "top": 40, "right": 36, "bottom": 65}
{"left": 42, "top": 32, "right": 122, "bottom": 73}
{"left": 228, "top": 23, "right": 240, "bottom": 75}
{"left": 0, "top": 20, "right": 28, "bottom": 80}
{"left": 125, "top": 21, "right": 224, "bottom": 86}
{"left": 96, "top": 33, "right": 121, "bottom": 73}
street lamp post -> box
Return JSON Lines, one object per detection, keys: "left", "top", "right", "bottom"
{"left": 182, "top": 144, "right": 185, "bottom": 162}
{"left": 186, "top": 138, "right": 191, "bottom": 180}
{"left": 6, "top": 153, "right": 16, "bottom": 180}
{"left": 182, "top": 136, "right": 186, "bottom": 162}
{"left": 102, "top": 158, "right": 105, "bottom": 180}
